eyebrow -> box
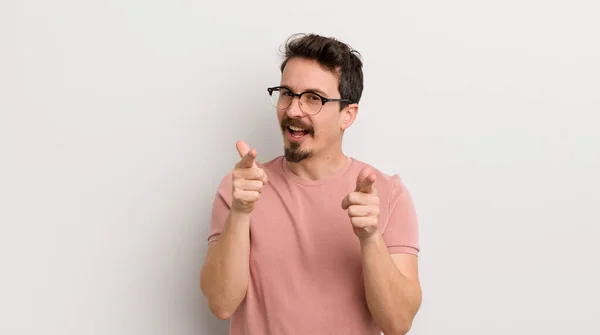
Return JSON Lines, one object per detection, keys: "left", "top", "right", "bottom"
{"left": 280, "top": 85, "right": 329, "bottom": 97}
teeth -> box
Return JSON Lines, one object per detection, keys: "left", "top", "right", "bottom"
{"left": 289, "top": 126, "right": 306, "bottom": 131}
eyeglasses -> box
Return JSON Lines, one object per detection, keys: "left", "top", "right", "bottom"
{"left": 267, "top": 86, "right": 353, "bottom": 115}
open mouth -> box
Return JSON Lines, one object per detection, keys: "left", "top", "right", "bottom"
{"left": 286, "top": 125, "right": 309, "bottom": 140}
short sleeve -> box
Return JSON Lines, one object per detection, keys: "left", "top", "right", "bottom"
{"left": 383, "top": 175, "right": 420, "bottom": 255}
{"left": 207, "top": 172, "right": 233, "bottom": 245}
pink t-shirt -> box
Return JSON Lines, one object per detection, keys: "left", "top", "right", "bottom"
{"left": 208, "top": 156, "right": 419, "bottom": 335}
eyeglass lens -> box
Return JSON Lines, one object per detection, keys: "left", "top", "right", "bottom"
{"left": 270, "top": 88, "right": 322, "bottom": 115}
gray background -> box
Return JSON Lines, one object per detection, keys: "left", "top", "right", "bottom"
{"left": 1, "top": 0, "right": 599, "bottom": 334}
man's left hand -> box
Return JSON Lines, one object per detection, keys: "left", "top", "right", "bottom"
{"left": 342, "top": 167, "right": 380, "bottom": 240}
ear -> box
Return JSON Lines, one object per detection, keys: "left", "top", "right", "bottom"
{"left": 340, "top": 103, "right": 359, "bottom": 131}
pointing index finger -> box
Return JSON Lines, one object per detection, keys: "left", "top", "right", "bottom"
{"left": 236, "top": 140, "right": 250, "bottom": 158}
{"left": 358, "top": 174, "right": 376, "bottom": 194}
{"left": 236, "top": 140, "right": 256, "bottom": 168}
{"left": 356, "top": 167, "right": 376, "bottom": 194}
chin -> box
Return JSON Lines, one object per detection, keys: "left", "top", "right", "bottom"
{"left": 284, "top": 146, "right": 312, "bottom": 163}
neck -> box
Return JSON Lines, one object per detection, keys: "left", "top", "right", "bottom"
{"left": 285, "top": 151, "right": 349, "bottom": 181}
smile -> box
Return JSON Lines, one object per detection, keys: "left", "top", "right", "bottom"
{"left": 286, "top": 126, "right": 309, "bottom": 141}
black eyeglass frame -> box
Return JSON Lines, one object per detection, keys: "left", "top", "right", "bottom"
{"left": 267, "top": 86, "right": 353, "bottom": 109}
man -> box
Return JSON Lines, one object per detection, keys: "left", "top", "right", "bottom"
{"left": 200, "top": 33, "right": 421, "bottom": 335}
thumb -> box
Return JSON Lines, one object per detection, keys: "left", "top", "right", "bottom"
{"left": 356, "top": 167, "right": 376, "bottom": 194}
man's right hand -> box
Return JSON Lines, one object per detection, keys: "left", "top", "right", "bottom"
{"left": 231, "top": 140, "right": 268, "bottom": 214}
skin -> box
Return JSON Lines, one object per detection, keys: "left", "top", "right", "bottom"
{"left": 199, "top": 141, "right": 267, "bottom": 319}
{"left": 277, "top": 57, "right": 356, "bottom": 180}
{"left": 200, "top": 57, "right": 422, "bottom": 334}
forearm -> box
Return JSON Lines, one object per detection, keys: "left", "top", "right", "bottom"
{"left": 200, "top": 210, "right": 251, "bottom": 319}
{"left": 360, "top": 232, "right": 421, "bottom": 335}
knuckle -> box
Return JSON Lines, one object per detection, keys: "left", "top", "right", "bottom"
{"left": 232, "top": 169, "right": 243, "bottom": 180}
{"left": 347, "top": 205, "right": 356, "bottom": 215}
{"left": 232, "top": 179, "right": 243, "bottom": 190}
{"left": 248, "top": 168, "right": 258, "bottom": 179}
{"left": 372, "top": 206, "right": 380, "bottom": 216}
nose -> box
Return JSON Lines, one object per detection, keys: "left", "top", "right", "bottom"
{"left": 285, "top": 96, "right": 305, "bottom": 118}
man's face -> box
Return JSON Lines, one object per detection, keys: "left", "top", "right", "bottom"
{"left": 277, "top": 57, "right": 354, "bottom": 163}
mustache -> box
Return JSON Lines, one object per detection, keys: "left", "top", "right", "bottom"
{"left": 281, "top": 118, "right": 314, "bottom": 135}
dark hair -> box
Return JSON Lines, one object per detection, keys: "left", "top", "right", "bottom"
{"left": 279, "top": 33, "right": 364, "bottom": 110}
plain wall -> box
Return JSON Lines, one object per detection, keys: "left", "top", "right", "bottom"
{"left": 1, "top": 0, "right": 599, "bottom": 334}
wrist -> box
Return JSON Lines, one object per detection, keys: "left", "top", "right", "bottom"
{"left": 359, "top": 230, "right": 383, "bottom": 247}
{"left": 230, "top": 208, "right": 252, "bottom": 219}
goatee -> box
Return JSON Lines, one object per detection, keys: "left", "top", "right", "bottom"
{"left": 284, "top": 142, "right": 312, "bottom": 163}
